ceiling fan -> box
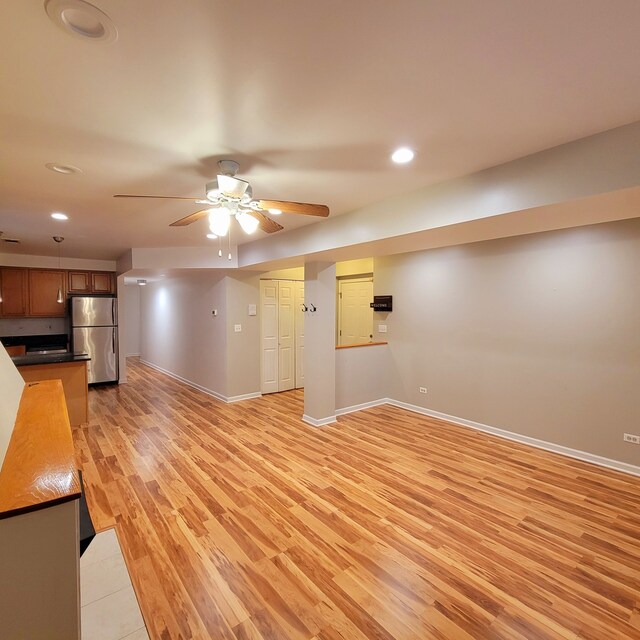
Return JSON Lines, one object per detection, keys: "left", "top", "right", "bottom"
{"left": 114, "top": 160, "right": 329, "bottom": 237}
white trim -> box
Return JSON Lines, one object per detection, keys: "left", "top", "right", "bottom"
{"left": 335, "top": 398, "right": 388, "bottom": 416}
{"left": 302, "top": 414, "right": 337, "bottom": 427}
{"left": 139, "top": 359, "right": 261, "bottom": 405}
{"left": 226, "top": 392, "right": 262, "bottom": 403}
{"left": 126, "top": 352, "right": 140, "bottom": 358}
{"left": 385, "top": 399, "right": 640, "bottom": 478}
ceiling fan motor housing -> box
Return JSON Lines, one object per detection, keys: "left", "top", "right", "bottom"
{"left": 217, "top": 159, "right": 239, "bottom": 176}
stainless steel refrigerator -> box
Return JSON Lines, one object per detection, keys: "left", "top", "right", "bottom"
{"left": 71, "top": 296, "right": 118, "bottom": 384}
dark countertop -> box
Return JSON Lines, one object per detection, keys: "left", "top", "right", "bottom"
{"left": 11, "top": 352, "right": 91, "bottom": 367}
{"left": 1, "top": 334, "right": 69, "bottom": 349}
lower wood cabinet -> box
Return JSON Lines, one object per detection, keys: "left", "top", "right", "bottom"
{"left": 28, "top": 269, "right": 66, "bottom": 317}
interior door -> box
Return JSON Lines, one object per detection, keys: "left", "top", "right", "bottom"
{"left": 294, "top": 281, "right": 305, "bottom": 389}
{"left": 260, "top": 281, "right": 279, "bottom": 394}
{"left": 338, "top": 278, "right": 374, "bottom": 345}
{"left": 277, "top": 281, "right": 295, "bottom": 391}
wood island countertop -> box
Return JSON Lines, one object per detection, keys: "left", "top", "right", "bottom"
{"left": 0, "top": 379, "right": 80, "bottom": 519}
{"left": 14, "top": 356, "right": 89, "bottom": 427}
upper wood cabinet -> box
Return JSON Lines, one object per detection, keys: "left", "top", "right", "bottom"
{"left": 28, "top": 270, "right": 66, "bottom": 317}
{"left": 0, "top": 268, "right": 28, "bottom": 317}
{"left": 68, "top": 271, "right": 114, "bottom": 295}
{"left": 68, "top": 271, "right": 91, "bottom": 294}
{"left": 0, "top": 267, "right": 116, "bottom": 317}
{"left": 91, "top": 272, "right": 114, "bottom": 294}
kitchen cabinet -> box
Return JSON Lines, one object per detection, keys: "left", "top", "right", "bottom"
{"left": 91, "top": 271, "right": 114, "bottom": 294}
{"left": 68, "top": 270, "right": 114, "bottom": 295}
{"left": 28, "top": 269, "right": 66, "bottom": 317}
{"left": 68, "top": 270, "right": 91, "bottom": 293}
{"left": 0, "top": 267, "right": 115, "bottom": 317}
{"left": 0, "top": 267, "right": 28, "bottom": 317}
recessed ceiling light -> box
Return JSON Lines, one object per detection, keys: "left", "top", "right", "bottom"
{"left": 51, "top": 212, "right": 69, "bottom": 220}
{"left": 45, "top": 0, "right": 118, "bottom": 43}
{"left": 391, "top": 147, "right": 415, "bottom": 164}
{"left": 45, "top": 163, "right": 82, "bottom": 175}
{"left": 206, "top": 233, "right": 218, "bottom": 239}
{"left": 268, "top": 208, "right": 282, "bottom": 215}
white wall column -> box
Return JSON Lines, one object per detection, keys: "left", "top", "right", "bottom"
{"left": 303, "top": 261, "right": 336, "bottom": 426}
{"left": 116, "top": 274, "right": 127, "bottom": 384}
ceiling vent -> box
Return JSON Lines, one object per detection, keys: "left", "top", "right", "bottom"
{"left": 0, "top": 232, "right": 21, "bottom": 244}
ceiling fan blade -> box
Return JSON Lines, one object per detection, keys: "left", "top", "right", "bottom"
{"left": 169, "top": 208, "right": 211, "bottom": 227}
{"left": 248, "top": 211, "right": 284, "bottom": 234}
{"left": 258, "top": 199, "right": 329, "bottom": 217}
{"left": 217, "top": 174, "right": 249, "bottom": 198}
{"left": 114, "top": 194, "right": 200, "bottom": 201}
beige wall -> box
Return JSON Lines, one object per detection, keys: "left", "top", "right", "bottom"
{"left": 123, "top": 284, "right": 141, "bottom": 357}
{"left": 304, "top": 262, "right": 337, "bottom": 424}
{"left": 374, "top": 218, "right": 640, "bottom": 465}
{"left": 140, "top": 272, "right": 228, "bottom": 397}
{"left": 139, "top": 271, "right": 261, "bottom": 400}
{"left": 225, "top": 272, "right": 261, "bottom": 398}
{"left": 336, "top": 344, "right": 390, "bottom": 410}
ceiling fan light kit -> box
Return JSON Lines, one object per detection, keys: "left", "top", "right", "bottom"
{"left": 114, "top": 159, "right": 329, "bottom": 238}
{"left": 208, "top": 208, "right": 231, "bottom": 237}
{"left": 236, "top": 211, "right": 259, "bottom": 234}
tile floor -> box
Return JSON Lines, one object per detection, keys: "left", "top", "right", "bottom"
{"left": 80, "top": 528, "right": 149, "bottom": 640}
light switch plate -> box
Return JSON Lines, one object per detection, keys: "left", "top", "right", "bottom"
{"left": 234, "top": 324, "right": 242, "bottom": 332}
{"left": 378, "top": 324, "right": 387, "bottom": 333}
{"left": 248, "top": 304, "right": 257, "bottom": 316}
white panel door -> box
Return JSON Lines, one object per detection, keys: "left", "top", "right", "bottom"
{"left": 338, "top": 279, "right": 374, "bottom": 345}
{"left": 278, "top": 281, "right": 295, "bottom": 391}
{"left": 260, "top": 281, "right": 279, "bottom": 394}
{"left": 294, "top": 281, "right": 305, "bottom": 389}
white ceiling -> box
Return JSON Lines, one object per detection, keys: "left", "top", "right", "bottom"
{"left": 1, "top": 0, "right": 640, "bottom": 260}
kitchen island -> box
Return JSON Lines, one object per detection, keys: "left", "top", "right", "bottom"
{"left": 12, "top": 352, "right": 91, "bottom": 427}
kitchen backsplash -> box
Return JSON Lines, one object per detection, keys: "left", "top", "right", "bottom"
{"left": 0, "top": 317, "right": 68, "bottom": 336}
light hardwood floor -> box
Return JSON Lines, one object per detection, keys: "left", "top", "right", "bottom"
{"left": 74, "top": 358, "right": 640, "bottom": 639}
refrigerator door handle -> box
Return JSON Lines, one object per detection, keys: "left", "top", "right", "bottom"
{"left": 112, "top": 327, "right": 116, "bottom": 353}
{"left": 111, "top": 299, "right": 115, "bottom": 326}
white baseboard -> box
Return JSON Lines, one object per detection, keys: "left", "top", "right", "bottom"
{"left": 139, "top": 359, "right": 261, "bottom": 405}
{"left": 125, "top": 352, "right": 140, "bottom": 358}
{"left": 302, "top": 414, "right": 337, "bottom": 427}
{"left": 227, "top": 392, "right": 262, "bottom": 403}
{"left": 335, "top": 398, "right": 388, "bottom": 416}
{"left": 385, "top": 398, "right": 640, "bottom": 478}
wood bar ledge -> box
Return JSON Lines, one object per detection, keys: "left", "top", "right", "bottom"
{"left": 336, "top": 341, "right": 388, "bottom": 349}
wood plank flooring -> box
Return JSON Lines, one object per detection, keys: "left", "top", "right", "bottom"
{"left": 74, "top": 358, "right": 640, "bottom": 639}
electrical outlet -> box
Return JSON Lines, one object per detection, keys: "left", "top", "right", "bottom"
{"left": 419, "top": 387, "right": 427, "bottom": 394}
{"left": 623, "top": 433, "right": 640, "bottom": 444}
{"left": 378, "top": 324, "right": 387, "bottom": 333}
{"left": 234, "top": 324, "right": 242, "bottom": 332}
